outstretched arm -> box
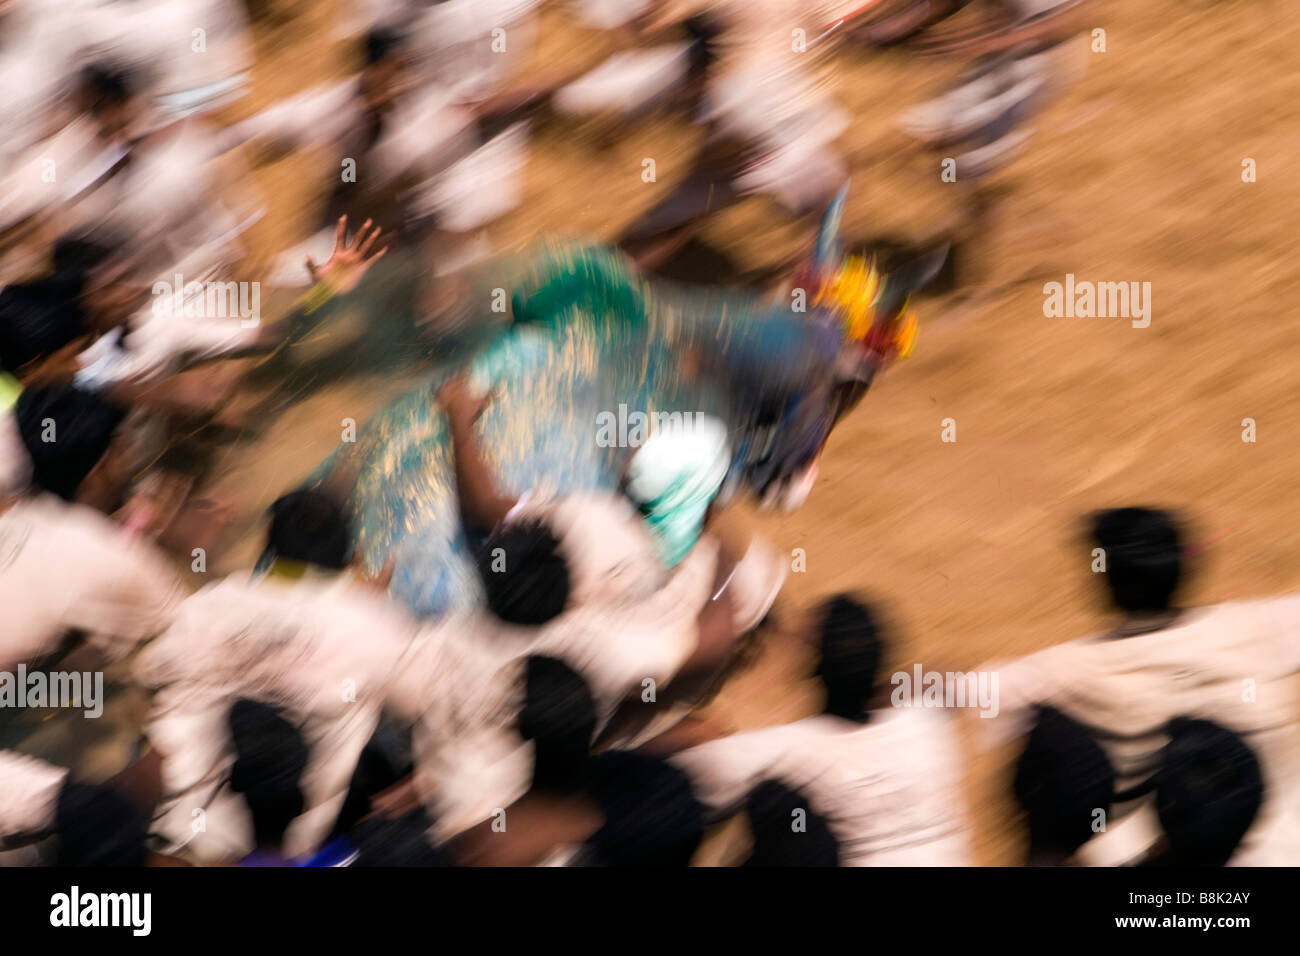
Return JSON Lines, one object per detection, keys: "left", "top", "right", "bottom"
{"left": 435, "top": 376, "right": 519, "bottom": 531}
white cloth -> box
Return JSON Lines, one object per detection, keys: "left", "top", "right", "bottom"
{"left": 74, "top": 0, "right": 253, "bottom": 121}
{"left": 0, "top": 0, "right": 80, "bottom": 164}
{"left": 982, "top": 596, "right": 1300, "bottom": 863}
{"left": 664, "top": 0, "right": 856, "bottom": 209}
{"left": 74, "top": 294, "right": 263, "bottom": 389}
{"left": 0, "top": 750, "right": 68, "bottom": 840}
{"left": 555, "top": 45, "right": 693, "bottom": 118}
{"left": 411, "top": 0, "right": 541, "bottom": 105}
{"left": 506, "top": 490, "right": 668, "bottom": 609}
{"left": 390, "top": 537, "right": 720, "bottom": 840}
{"left": 0, "top": 409, "right": 32, "bottom": 498}
{"left": 0, "top": 495, "right": 182, "bottom": 666}
{"left": 134, "top": 572, "right": 421, "bottom": 860}
{"left": 674, "top": 708, "right": 974, "bottom": 865}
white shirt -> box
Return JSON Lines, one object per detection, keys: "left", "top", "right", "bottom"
{"left": 0, "top": 408, "right": 32, "bottom": 498}
{"left": 0, "top": 495, "right": 182, "bottom": 666}
{"left": 984, "top": 596, "right": 1300, "bottom": 862}
{"left": 390, "top": 537, "right": 719, "bottom": 839}
{"left": 673, "top": 708, "right": 974, "bottom": 865}
{"left": 0, "top": 750, "right": 67, "bottom": 841}
{"left": 134, "top": 572, "right": 421, "bottom": 860}
{"left": 507, "top": 490, "right": 667, "bottom": 609}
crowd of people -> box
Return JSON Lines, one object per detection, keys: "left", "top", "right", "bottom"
{"left": 2, "top": 0, "right": 1296, "bottom": 868}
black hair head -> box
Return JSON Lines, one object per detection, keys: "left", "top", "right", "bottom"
{"left": 1154, "top": 718, "right": 1263, "bottom": 866}
{"left": 585, "top": 751, "right": 704, "bottom": 866}
{"left": 1088, "top": 507, "right": 1184, "bottom": 613}
{"left": 55, "top": 781, "right": 148, "bottom": 867}
{"left": 0, "top": 282, "right": 88, "bottom": 373}
{"left": 52, "top": 235, "right": 119, "bottom": 296}
{"left": 814, "top": 593, "right": 884, "bottom": 720}
{"left": 228, "top": 699, "right": 310, "bottom": 849}
{"left": 477, "top": 520, "right": 570, "bottom": 626}
{"left": 519, "top": 655, "right": 597, "bottom": 793}
{"left": 364, "top": 27, "right": 403, "bottom": 66}
{"left": 14, "top": 385, "right": 127, "bottom": 500}
{"left": 1013, "top": 706, "right": 1115, "bottom": 859}
{"left": 78, "top": 62, "right": 134, "bottom": 113}
{"left": 743, "top": 779, "right": 841, "bottom": 867}
{"left": 267, "top": 488, "right": 353, "bottom": 570}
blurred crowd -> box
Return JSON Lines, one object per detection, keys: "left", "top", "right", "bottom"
{"left": 3, "top": 0, "right": 1297, "bottom": 868}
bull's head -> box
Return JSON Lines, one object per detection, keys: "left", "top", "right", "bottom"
{"left": 740, "top": 184, "right": 943, "bottom": 512}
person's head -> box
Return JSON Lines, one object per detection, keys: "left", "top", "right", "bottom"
{"left": 267, "top": 488, "right": 353, "bottom": 571}
{"left": 360, "top": 27, "right": 406, "bottom": 113}
{"left": 0, "top": 281, "right": 86, "bottom": 373}
{"left": 47, "top": 232, "right": 141, "bottom": 332}
{"left": 584, "top": 751, "right": 704, "bottom": 866}
{"left": 76, "top": 62, "right": 139, "bottom": 141}
{"left": 228, "top": 699, "right": 310, "bottom": 851}
{"left": 477, "top": 520, "right": 570, "bottom": 626}
{"left": 743, "top": 780, "right": 840, "bottom": 867}
{"left": 1152, "top": 718, "right": 1263, "bottom": 866}
{"left": 55, "top": 781, "right": 148, "bottom": 866}
{"left": 814, "top": 593, "right": 884, "bottom": 721}
{"left": 1088, "top": 507, "right": 1184, "bottom": 614}
{"left": 1012, "top": 706, "right": 1115, "bottom": 863}
{"left": 518, "top": 655, "right": 597, "bottom": 793}
{"left": 15, "top": 385, "right": 129, "bottom": 505}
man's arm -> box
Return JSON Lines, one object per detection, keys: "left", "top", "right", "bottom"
{"left": 435, "top": 376, "right": 519, "bottom": 532}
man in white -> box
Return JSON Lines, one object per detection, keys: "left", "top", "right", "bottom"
{"left": 665, "top": 594, "right": 974, "bottom": 865}
{"left": 383, "top": 383, "right": 785, "bottom": 841}
{"left": 0, "top": 384, "right": 182, "bottom": 669}
{"left": 979, "top": 507, "right": 1300, "bottom": 865}
{"left": 133, "top": 488, "right": 422, "bottom": 862}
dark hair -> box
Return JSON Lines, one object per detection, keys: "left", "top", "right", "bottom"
{"left": 14, "top": 386, "right": 127, "bottom": 500}
{"left": 350, "top": 812, "right": 452, "bottom": 867}
{"left": 477, "top": 520, "right": 570, "bottom": 626}
{"left": 1153, "top": 718, "right": 1263, "bottom": 866}
{"left": 53, "top": 235, "right": 117, "bottom": 279}
{"left": 1089, "top": 508, "right": 1184, "bottom": 613}
{"left": 585, "top": 751, "right": 704, "bottom": 866}
{"left": 52, "top": 235, "right": 121, "bottom": 298}
{"left": 78, "top": 63, "right": 134, "bottom": 114}
{"left": 228, "top": 699, "right": 310, "bottom": 849}
{"left": 1013, "top": 706, "right": 1114, "bottom": 860}
{"left": 55, "top": 781, "right": 147, "bottom": 866}
{"left": 267, "top": 488, "right": 352, "bottom": 569}
{"left": 815, "top": 594, "right": 883, "bottom": 721}
{"left": 743, "top": 780, "right": 840, "bottom": 867}
{"left": 364, "top": 28, "right": 403, "bottom": 66}
{"left": 518, "top": 656, "right": 597, "bottom": 793}
{"left": 0, "top": 281, "right": 88, "bottom": 373}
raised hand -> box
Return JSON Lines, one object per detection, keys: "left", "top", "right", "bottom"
{"left": 304, "top": 215, "right": 391, "bottom": 296}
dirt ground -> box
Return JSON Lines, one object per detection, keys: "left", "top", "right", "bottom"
{"left": 196, "top": 0, "right": 1300, "bottom": 864}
